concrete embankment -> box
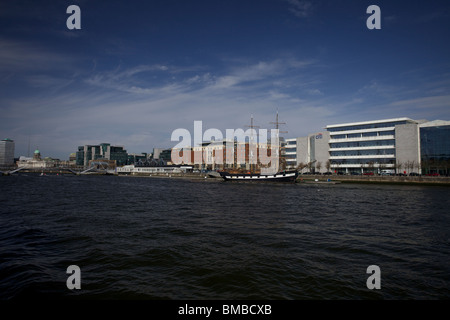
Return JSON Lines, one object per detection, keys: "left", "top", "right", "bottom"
{"left": 119, "top": 172, "right": 215, "bottom": 180}
{"left": 298, "top": 175, "right": 450, "bottom": 186}
{"left": 125, "top": 173, "right": 450, "bottom": 186}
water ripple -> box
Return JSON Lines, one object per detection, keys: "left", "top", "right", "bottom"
{"left": 1, "top": 175, "right": 450, "bottom": 299}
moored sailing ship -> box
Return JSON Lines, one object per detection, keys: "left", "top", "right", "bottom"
{"left": 219, "top": 170, "right": 299, "bottom": 182}
{"left": 219, "top": 111, "right": 299, "bottom": 183}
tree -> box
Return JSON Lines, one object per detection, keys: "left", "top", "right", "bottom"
{"left": 316, "top": 161, "right": 322, "bottom": 174}
{"left": 367, "top": 161, "right": 375, "bottom": 173}
{"left": 308, "top": 161, "right": 314, "bottom": 173}
{"left": 297, "top": 162, "right": 305, "bottom": 173}
{"left": 379, "top": 161, "right": 386, "bottom": 175}
{"left": 404, "top": 161, "right": 411, "bottom": 175}
{"left": 325, "top": 160, "right": 331, "bottom": 173}
{"left": 409, "top": 160, "right": 416, "bottom": 174}
{"left": 396, "top": 161, "right": 403, "bottom": 175}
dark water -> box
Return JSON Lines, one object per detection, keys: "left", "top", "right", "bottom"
{"left": 1, "top": 174, "right": 449, "bottom": 300}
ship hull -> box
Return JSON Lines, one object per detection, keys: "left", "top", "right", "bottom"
{"left": 219, "top": 170, "right": 298, "bottom": 183}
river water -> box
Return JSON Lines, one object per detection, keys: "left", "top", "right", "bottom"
{"left": 1, "top": 174, "right": 449, "bottom": 299}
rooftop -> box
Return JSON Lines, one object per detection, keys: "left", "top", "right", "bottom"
{"left": 419, "top": 120, "right": 450, "bottom": 127}
{"left": 325, "top": 117, "right": 416, "bottom": 129}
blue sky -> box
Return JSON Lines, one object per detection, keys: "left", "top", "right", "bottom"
{"left": 1, "top": 0, "right": 449, "bottom": 159}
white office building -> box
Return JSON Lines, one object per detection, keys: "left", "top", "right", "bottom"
{"left": 285, "top": 132, "right": 331, "bottom": 173}
{"left": 284, "top": 138, "right": 298, "bottom": 168}
{"left": 325, "top": 117, "right": 421, "bottom": 174}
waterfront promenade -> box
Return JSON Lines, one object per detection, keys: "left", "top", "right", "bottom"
{"left": 119, "top": 171, "right": 450, "bottom": 186}
{"left": 298, "top": 174, "right": 450, "bottom": 186}
{"left": 3, "top": 167, "right": 450, "bottom": 185}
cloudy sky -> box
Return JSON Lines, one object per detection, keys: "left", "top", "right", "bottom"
{"left": 1, "top": 0, "right": 449, "bottom": 159}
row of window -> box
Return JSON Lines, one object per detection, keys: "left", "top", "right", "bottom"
{"left": 286, "top": 140, "right": 297, "bottom": 146}
{"left": 330, "top": 149, "right": 395, "bottom": 157}
{"left": 327, "top": 121, "right": 408, "bottom": 133}
{"left": 331, "top": 159, "right": 396, "bottom": 165}
{"left": 330, "top": 140, "right": 395, "bottom": 148}
{"left": 285, "top": 147, "right": 297, "bottom": 153}
{"left": 331, "top": 130, "right": 395, "bottom": 140}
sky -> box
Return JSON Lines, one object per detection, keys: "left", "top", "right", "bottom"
{"left": 0, "top": 0, "right": 449, "bottom": 159}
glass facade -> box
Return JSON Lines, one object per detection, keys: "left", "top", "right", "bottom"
{"left": 75, "top": 144, "right": 128, "bottom": 167}
{"left": 0, "top": 138, "right": 15, "bottom": 166}
{"left": 330, "top": 140, "right": 395, "bottom": 149}
{"left": 110, "top": 146, "right": 128, "bottom": 166}
{"left": 75, "top": 146, "right": 84, "bottom": 165}
{"left": 159, "top": 149, "right": 172, "bottom": 164}
{"left": 332, "top": 159, "right": 396, "bottom": 165}
{"left": 285, "top": 147, "right": 296, "bottom": 153}
{"left": 327, "top": 120, "right": 409, "bottom": 132}
{"left": 420, "top": 125, "right": 450, "bottom": 175}
{"left": 330, "top": 149, "right": 395, "bottom": 157}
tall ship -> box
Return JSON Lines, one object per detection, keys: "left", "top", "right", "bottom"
{"left": 218, "top": 111, "right": 299, "bottom": 183}
{"left": 219, "top": 168, "right": 299, "bottom": 183}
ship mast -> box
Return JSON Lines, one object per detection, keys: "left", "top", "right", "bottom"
{"left": 245, "top": 115, "right": 259, "bottom": 173}
{"left": 270, "top": 109, "right": 288, "bottom": 171}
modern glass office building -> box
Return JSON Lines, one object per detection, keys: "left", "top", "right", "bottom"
{"left": 0, "top": 138, "right": 15, "bottom": 166}
{"left": 76, "top": 143, "right": 128, "bottom": 167}
{"left": 420, "top": 120, "right": 450, "bottom": 175}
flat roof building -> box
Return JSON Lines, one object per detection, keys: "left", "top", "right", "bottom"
{"left": 289, "top": 132, "right": 331, "bottom": 173}
{"left": 325, "top": 117, "right": 420, "bottom": 174}
{"left": 0, "top": 138, "right": 15, "bottom": 166}
{"left": 289, "top": 117, "right": 449, "bottom": 175}
{"left": 419, "top": 120, "right": 450, "bottom": 175}
{"left": 284, "top": 138, "right": 297, "bottom": 168}
{"left": 76, "top": 143, "right": 128, "bottom": 167}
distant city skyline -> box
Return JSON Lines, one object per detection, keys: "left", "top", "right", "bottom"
{"left": 1, "top": 0, "right": 449, "bottom": 160}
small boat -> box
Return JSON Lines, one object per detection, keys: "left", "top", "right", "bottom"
{"left": 207, "top": 171, "right": 222, "bottom": 178}
{"left": 301, "top": 179, "right": 342, "bottom": 184}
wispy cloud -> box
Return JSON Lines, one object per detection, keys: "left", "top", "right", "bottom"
{"left": 1, "top": 34, "right": 449, "bottom": 159}
{"left": 284, "top": 0, "right": 314, "bottom": 18}
{"left": 0, "top": 54, "right": 328, "bottom": 158}
{"left": 0, "top": 38, "right": 73, "bottom": 72}
{"left": 389, "top": 95, "right": 450, "bottom": 118}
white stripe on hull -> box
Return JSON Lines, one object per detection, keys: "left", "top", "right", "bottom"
{"left": 224, "top": 173, "right": 297, "bottom": 180}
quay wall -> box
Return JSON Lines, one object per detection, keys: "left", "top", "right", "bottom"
{"left": 298, "top": 174, "right": 450, "bottom": 186}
